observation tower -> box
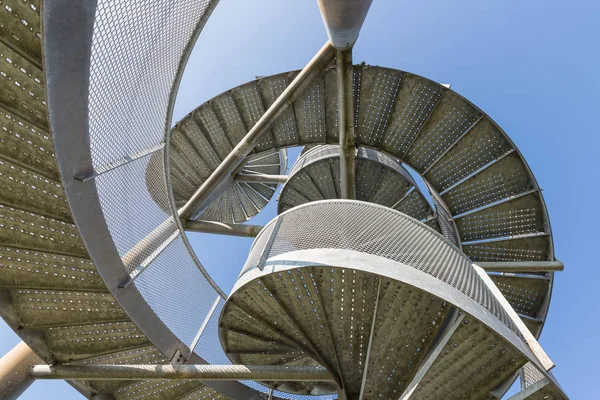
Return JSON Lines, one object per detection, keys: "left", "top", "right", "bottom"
{"left": 0, "top": 1, "right": 568, "bottom": 399}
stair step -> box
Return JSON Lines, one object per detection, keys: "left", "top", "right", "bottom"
{"left": 463, "top": 235, "right": 552, "bottom": 263}
{"left": 258, "top": 73, "right": 299, "bottom": 147}
{"left": 293, "top": 72, "right": 327, "bottom": 145}
{"left": 491, "top": 274, "right": 550, "bottom": 319}
{"left": 0, "top": 106, "right": 56, "bottom": 179}
{"left": 412, "top": 314, "right": 526, "bottom": 398}
{"left": 0, "top": 246, "right": 104, "bottom": 291}
{"left": 356, "top": 67, "right": 403, "bottom": 148}
{"left": 0, "top": 158, "right": 71, "bottom": 222}
{"left": 456, "top": 193, "right": 546, "bottom": 242}
{"left": 425, "top": 117, "right": 512, "bottom": 192}
{"left": 0, "top": 1, "right": 42, "bottom": 64}
{"left": 10, "top": 289, "right": 126, "bottom": 328}
{"left": 43, "top": 321, "right": 150, "bottom": 363}
{"left": 0, "top": 39, "right": 46, "bottom": 129}
{"left": 0, "top": 203, "right": 87, "bottom": 257}
{"left": 380, "top": 73, "right": 443, "bottom": 158}
{"left": 404, "top": 90, "right": 482, "bottom": 172}
{"left": 393, "top": 189, "right": 432, "bottom": 221}
{"left": 442, "top": 152, "right": 533, "bottom": 215}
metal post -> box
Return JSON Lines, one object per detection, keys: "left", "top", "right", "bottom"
{"left": 234, "top": 173, "right": 288, "bottom": 184}
{"left": 178, "top": 41, "right": 336, "bottom": 221}
{"left": 317, "top": 0, "right": 374, "bottom": 49}
{"left": 472, "top": 265, "right": 554, "bottom": 371}
{"left": 337, "top": 49, "right": 356, "bottom": 199}
{"left": 399, "top": 312, "right": 464, "bottom": 399}
{"left": 120, "top": 218, "right": 178, "bottom": 276}
{"left": 185, "top": 220, "right": 264, "bottom": 238}
{"left": 31, "top": 364, "right": 335, "bottom": 382}
{"left": 0, "top": 342, "right": 42, "bottom": 400}
{"left": 476, "top": 260, "right": 564, "bottom": 273}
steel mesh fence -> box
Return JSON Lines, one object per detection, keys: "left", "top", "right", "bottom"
{"left": 242, "top": 200, "right": 519, "bottom": 336}
{"left": 134, "top": 237, "right": 217, "bottom": 347}
{"left": 88, "top": 0, "right": 212, "bottom": 169}
{"left": 521, "top": 361, "right": 546, "bottom": 389}
{"left": 85, "top": 0, "right": 236, "bottom": 382}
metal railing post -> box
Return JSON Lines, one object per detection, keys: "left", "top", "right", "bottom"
{"left": 337, "top": 48, "right": 356, "bottom": 199}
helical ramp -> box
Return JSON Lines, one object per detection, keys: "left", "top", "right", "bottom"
{"left": 0, "top": 1, "right": 567, "bottom": 399}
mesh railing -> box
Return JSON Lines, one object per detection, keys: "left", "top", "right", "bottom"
{"left": 88, "top": 0, "right": 222, "bottom": 348}
{"left": 521, "top": 361, "right": 546, "bottom": 389}
{"left": 85, "top": 1, "right": 338, "bottom": 398}
{"left": 290, "top": 145, "right": 411, "bottom": 179}
{"left": 241, "top": 200, "right": 519, "bottom": 336}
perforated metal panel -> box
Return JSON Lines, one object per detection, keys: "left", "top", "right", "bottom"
{"left": 220, "top": 201, "right": 559, "bottom": 399}
{"left": 241, "top": 200, "right": 517, "bottom": 335}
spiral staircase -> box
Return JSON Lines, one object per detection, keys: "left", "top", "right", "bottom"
{"left": 0, "top": 1, "right": 567, "bottom": 399}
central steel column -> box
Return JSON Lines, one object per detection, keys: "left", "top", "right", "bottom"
{"left": 337, "top": 48, "right": 356, "bottom": 199}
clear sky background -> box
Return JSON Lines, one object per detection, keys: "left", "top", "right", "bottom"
{"left": 1, "top": 0, "right": 598, "bottom": 398}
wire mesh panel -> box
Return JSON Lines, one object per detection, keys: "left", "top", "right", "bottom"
{"left": 195, "top": 297, "right": 228, "bottom": 365}
{"left": 81, "top": 0, "right": 249, "bottom": 383}
{"left": 521, "top": 361, "right": 546, "bottom": 389}
{"left": 88, "top": 0, "right": 212, "bottom": 169}
{"left": 95, "top": 150, "right": 177, "bottom": 272}
{"left": 243, "top": 200, "right": 519, "bottom": 336}
{"left": 134, "top": 237, "right": 217, "bottom": 348}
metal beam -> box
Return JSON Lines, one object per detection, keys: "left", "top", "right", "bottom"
{"left": 358, "top": 279, "right": 382, "bottom": 399}
{"left": 337, "top": 49, "right": 356, "bottom": 199}
{"left": 235, "top": 173, "right": 288, "bottom": 184}
{"left": 0, "top": 342, "right": 42, "bottom": 400}
{"left": 178, "top": 41, "right": 336, "bottom": 221}
{"left": 472, "top": 265, "right": 554, "bottom": 371}
{"left": 399, "top": 311, "right": 464, "bottom": 399}
{"left": 317, "top": 0, "right": 374, "bottom": 49}
{"left": 507, "top": 378, "right": 551, "bottom": 400}
{"left": 476, "top": 261, "right": 563, "bottom": 273}
{"left": 185, "top": 220, "right": 263, "bottom": 238}
{"left": 31, "top": 364, "right": 334, "bottom": 382}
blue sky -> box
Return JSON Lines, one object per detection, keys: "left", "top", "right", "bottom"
{"left": 1, "top": 0, "right": 597, "bottom": 398}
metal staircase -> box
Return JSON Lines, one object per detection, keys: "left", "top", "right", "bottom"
{"left": 0, "top": 1, "right": 567, "bottom": 399}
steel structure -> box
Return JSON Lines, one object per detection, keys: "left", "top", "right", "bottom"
{"left": 0, "top": 0, "right": 568, "bottom": 399}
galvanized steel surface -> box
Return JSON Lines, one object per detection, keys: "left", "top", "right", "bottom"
{"left": 0, "top": 0, "right": 272, "bottom": 399}
{"left": 0, "top": 0, "right": 566, "bottom": 398}
{"left": 278, "top": 145, "right": 437, "bottom": 228}
{"left": 220, "top": 201, "right": 561, "bottom": 398}
{"left": 173, "top": 64, "right": 558, "bottom": 348}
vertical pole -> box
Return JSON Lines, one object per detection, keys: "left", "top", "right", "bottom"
{"left": 337, "top": 49, "right": 356, "bottom": 199}
{"left": 0, "top": 341, "right": 42, "bottom": 400}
